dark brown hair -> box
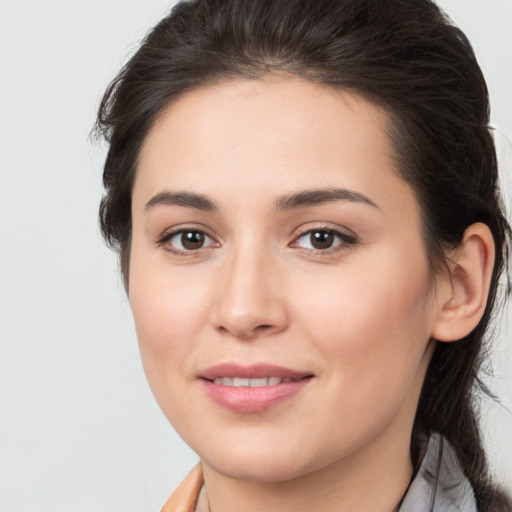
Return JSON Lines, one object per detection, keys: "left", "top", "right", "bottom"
{"left": 95, "top": 0, "right": 511, "bottom": 509}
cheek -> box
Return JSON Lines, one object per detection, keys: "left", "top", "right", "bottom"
{"left": 289, "top": 263, "right": 434, "bottom": 450}
{"left": 128, "top": 265, "right": 214, "bottom": 432}
{"left": 128, "top": 247, "right": 213, "bottom": 387}
{"left": 293, "top": 249, "right": 434, "bottom": 391}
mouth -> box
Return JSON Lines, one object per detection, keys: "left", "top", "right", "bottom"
{"left": 198, "top": 363, "right": 314, "bottom": 412}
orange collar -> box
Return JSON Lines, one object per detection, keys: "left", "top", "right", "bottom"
{"left": 161, "top": 464, "right": 203, "bottom": 512}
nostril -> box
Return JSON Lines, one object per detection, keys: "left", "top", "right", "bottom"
{"left": 256, "top": 324, "right": 273, "bottom": 331}
{"left": 216, "top": 323, "right": 277, "bottom": 340}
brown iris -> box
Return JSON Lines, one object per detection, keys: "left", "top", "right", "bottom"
{"left": 310, "top": 230, "right": 335, "bottom": 249}
{"left": 181, "top": 231, "right": 205, "bottom": 250}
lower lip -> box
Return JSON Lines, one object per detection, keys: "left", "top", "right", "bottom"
{"left": 201, "top": 378, "right": 312, "bottom": 412}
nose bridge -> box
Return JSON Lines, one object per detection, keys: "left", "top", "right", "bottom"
{"left": 213, "top": 235, "right": 287, "bottom": 338}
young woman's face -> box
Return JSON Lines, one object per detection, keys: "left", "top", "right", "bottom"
{"left": 130, "top": 78, "right": 441, "bottom": 481}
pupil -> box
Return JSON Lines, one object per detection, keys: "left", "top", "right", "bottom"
{"left": 182, "top": 231, "right": 204, "bottom": 250}
{"left": 311, "top": 230, "right": 334, "bottom": 249}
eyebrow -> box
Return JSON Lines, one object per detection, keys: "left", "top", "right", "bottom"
{"left": 145, "top": 191, "right": 218, "bottom": 212}
{"left": 273, "top": 187, "right": 379, "bottom": 211}
{"left": 144, "top": 187, "right": 379, "bottom": 213}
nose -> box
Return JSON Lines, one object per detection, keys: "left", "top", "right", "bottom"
{"left": 211, "top": 245, "right": 289, "bottom": 340}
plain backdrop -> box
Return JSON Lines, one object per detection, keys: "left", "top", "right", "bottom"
{"left": 1, "top": 1, "right": 511, "bottom": 511}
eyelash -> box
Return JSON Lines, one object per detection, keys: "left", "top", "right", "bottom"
{"left": 290, "top": 227, "right": 357, "bottom": 255}
{"left": 157, "top": 227, "right": 218, "bottom": 257}
{"left": 156, "top": 226, "right": 357, "bottom": 257}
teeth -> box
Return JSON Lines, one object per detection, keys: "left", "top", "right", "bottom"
{"left": 212, "top": 377, "right": 293, "bottom": 387}
{"left": 249, "top": 377, "right": 268, "bottom": 387}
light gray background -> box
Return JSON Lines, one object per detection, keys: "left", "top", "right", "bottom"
{"left": 1, "top": 1, "right": 511, "bottom": 511}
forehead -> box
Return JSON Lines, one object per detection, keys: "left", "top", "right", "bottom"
{"left": 134, "top": 77, "right": 413, "bottom": 214}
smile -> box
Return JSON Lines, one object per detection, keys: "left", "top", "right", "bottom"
{"left": 199, "top": 363, "right": 313, "bottom": 413}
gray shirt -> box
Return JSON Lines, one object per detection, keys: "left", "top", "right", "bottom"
{"left": 400, "top": 433, "right": 477, "bottom": 512}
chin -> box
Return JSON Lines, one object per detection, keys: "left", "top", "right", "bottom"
{"left": 195, "top": 433, "right": 344, "bottom": 483}
{"left": 206, "top": 453, "right": 315, "bottom": 483}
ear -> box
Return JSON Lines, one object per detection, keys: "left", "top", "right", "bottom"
{"left": 431, "top": 223, "right": 495, "bottom": 342}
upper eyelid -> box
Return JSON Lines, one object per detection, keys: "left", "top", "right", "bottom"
{"left": 291, "top": 223, "right": 357, "bottom": 240}
{"left": 289, "top": 225, "right": 359, "bottom": 251}
{"left": 292, "top": 230, "right": 355, "bottom": 244}
{"left": 157, "top": 224, "right": 218, "bottom": 242}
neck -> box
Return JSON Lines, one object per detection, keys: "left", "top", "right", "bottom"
{"left": 199, "top": 426, "right": 413, "bottom": 512}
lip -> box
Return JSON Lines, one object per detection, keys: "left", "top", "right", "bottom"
{"left": 198, "top": 363, "right": 314, "bottom": 413}
{"left": 199, "top": 363, "right": 311, "bottom": 380}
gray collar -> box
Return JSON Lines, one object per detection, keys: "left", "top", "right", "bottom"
{"left": 400, "top": 433, "right": 477, "bottom": 512}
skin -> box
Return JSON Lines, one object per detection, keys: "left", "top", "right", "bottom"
{"left": 129, "top": 77, "right": 459, "bottom": 512}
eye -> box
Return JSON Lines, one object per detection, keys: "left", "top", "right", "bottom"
{"left": 159, "top": 229, "right": 217, "bottom": 254}
{"left": 292, "top": 228, "right": 356, "bottom": 252}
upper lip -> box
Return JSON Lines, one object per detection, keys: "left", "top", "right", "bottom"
{"left": 198, "top": 363, "right": 313, "bottom": 381}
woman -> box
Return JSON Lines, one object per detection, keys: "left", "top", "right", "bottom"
{"left": 96, "top": 0, "right": 511, "bottom": 510}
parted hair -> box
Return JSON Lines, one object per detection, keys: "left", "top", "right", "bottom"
{"left": 95, "top": 1, "right": 511, "bottom": 509}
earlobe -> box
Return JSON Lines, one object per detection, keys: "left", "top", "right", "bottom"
{"left": 431, "top": 223, "right": 495, "bottom": 343}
